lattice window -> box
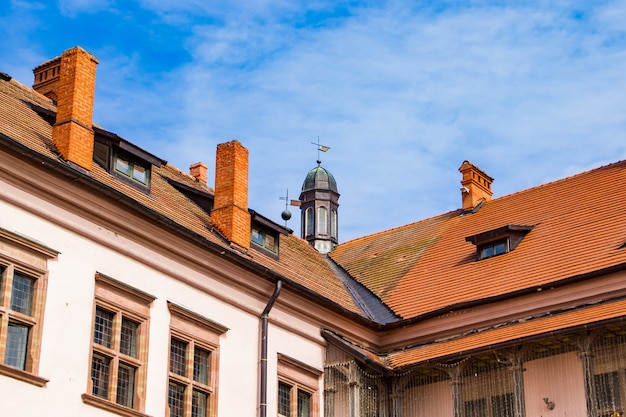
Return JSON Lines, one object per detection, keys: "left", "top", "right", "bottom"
{"left": 167, "top": 302, "right": 227, "bottom": 417}
{"left": 83, "top": 273, "right": 154, "bottom": 415}
{"left": 278, "top": 354, "right": 321, "bottom": 417}
{"left": 0, "top": 228, "right": 57, "bottom": 387}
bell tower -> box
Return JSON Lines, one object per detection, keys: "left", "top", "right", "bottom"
{"left": 299, "top": 161, "right": 340, "bottom": 254}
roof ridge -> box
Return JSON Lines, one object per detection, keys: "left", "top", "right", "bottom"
{"left": 489, "top": 159, "right": 626, "bottom": 204}
{"left": 338, "top": 208, "right": 462, "bottom": 246}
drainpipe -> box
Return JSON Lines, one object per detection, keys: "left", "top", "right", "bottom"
{"left": 260, "top": 280, "right": 282, "bottom": 417}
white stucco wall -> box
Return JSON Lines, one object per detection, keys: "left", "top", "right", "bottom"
{"left": 0, "top": 178, "right": 325, "bottom": 416}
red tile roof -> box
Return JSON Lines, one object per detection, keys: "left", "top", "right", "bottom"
{"left": 331, "top": 160, "right": 626, "bottom": 319}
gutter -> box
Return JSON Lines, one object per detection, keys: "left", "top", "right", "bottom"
{"left": 260, "top": 280, "right": 282, "bottom": 417}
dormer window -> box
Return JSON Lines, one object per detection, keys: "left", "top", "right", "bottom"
{"left": 249, "top": 210, "right": 290, "bottom": 259}
{"left": 466, "top": 225, "right": 534, "bottom": 260}
{"left": 480, "top": 240, "right": 508, "bottom": 259}
{"left": 93, "top": 127, "right": 164, "bottom": 193}
{"left": 114, "top": 151, "right": 150, "bottom": 185}
{"left": 252, "top": 227, "right": 277, "bottom": 253}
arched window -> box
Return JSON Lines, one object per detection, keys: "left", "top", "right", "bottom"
{"left": 331, "top": 209, "right": 338, "bottom": 239}
{"left": 305, "top": 207, "right": 314, "bottom": 236}
{"left": 317, "top": 207, "right": 327, "bottom": 235}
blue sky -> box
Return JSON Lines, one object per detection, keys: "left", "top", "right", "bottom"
{"left": 2, "top": 1, "right": 626, "bottom": 242}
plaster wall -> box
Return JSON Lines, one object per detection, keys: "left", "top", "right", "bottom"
{"left": 524, "top": 351, "right": 587, "bottom": 417}
{"left": 0, "top": 176, "right": 325, "bottom": 416}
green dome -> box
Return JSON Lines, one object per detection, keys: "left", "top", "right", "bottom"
{"left": 302, "top": 165, "right": 338, "bottom": 193}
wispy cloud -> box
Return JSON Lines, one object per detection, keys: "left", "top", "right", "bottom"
{"left": 2, "top": 1, "right": 625, "bottom": 241}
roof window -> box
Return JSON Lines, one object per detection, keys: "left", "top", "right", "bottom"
{"left": 466, "top": 224, "right": 534, "bottom": 260}
{"left": 93, "top": 127, "right": 164, "bottom": 193}
{"left": 249, "top": 210, "right": 291, "bottom": 259}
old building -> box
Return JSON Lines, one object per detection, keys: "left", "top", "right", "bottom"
{"left": 1, "top": 46, "right": 625, "bottom": 417}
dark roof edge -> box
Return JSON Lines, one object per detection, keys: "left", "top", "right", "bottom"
{"left": 0, "top": 131, "right": 378, "bottom": 327}
{"left": 381, "top": 261, "right": 626, "bottom": 331}
{"left": 321, "top": 329, "right": 390, "bottom": 374}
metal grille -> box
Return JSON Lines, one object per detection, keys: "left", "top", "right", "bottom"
{"left": 591, "top": 325, "right": 626, "bottom": 417}
{"left": 5, "top": 322, "right": 29, "bottom": 369}
{"left": 93, "top": 307, "right": 114, "bottom": 348}
{"left": 120, "top": 318, "right": 138, "bottom": 358}
{"left": 170, "top": 338, "right": 187, "bottom": 376}
{"left": 10, "top": 272, "right": 34, "bottom": 315}
{"left": 91, "top": 353, "right": 111, "bottom": 399}
{"left": 116, "top": 362, "right": 136, "bottom": 408}
{"left": 193, "top": 347, "right": 210, "bottom": 384}
{"left": 192, "top": 389, "right": 208, "bottom": 417}
{"left": 168, "top": 382, "right": 185, "bottom": 417}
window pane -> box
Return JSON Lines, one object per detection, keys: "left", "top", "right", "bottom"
{"left": 120, "top": 318, "right": 139, "bottom": 358}
{"left": 192, "top": 389, "right": 208, "bottom": 417}
{"left": 494, "top": 242, "right": 507, "bottom": 255}
{"left": 168, "top": 382, "right": 185, "bottom": 417}
{"left": 331, "top": 209, "right": 337, "bottom": 239}
{"left": 595, "top": 372, "right": 622, "bottom": 410}
{"left": 115, "top": 157, "right": 131, "bottom": 176}
{"left": 5, "top": 322, "right": 29, "bottom": 369}
{"left": 193, "top": 347, "right": 210, "bottom": 384}
{"left": 265, "top": 234, "right": 275, "bottom": 251}
{"left": 10, "top": 272, "right": 34, "bottom": 315}
{"left": 481, "top": 246, "right": 494, "bottom": 259}
{"left": 306, "top": 208, "right": 314, "bottom": 236}
{"left": 132, "top": 164, "right": 147, "bottom": 184}
{"left": 94, "top": 307, "right": 114, "bottom": 348}
{"left": 317, "top": 207, "right": 327, "bottom": 235}
{"left": 278, "top": 381, "right": 291, "bottom": 417}
{"left": 0, "top": 265, "right": 5, "bottom": 294}
{"left": 116, "top": 362, "right": 136, "bottom": 408}
{"left": 252, "top": 228, "right": 263, "bottom": 245}
{"left": 91, "top": 353, "right": 111, "bottom": 399}
{"left": 297, "top": 390, "right": 311, "bottom": 417}
{"left": 170, "top": 338, "right": 187, "bottom": 376}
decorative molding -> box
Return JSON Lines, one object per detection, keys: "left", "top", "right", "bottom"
{"left": 0, "top": 227, "right": 59, "bottom": 259}
{"left": 95, "top": 272, "right": 156, "bottom": 305}
{"left": 81, "top": 394, "right": 152, "bottom": 417}
{"left": 0, "top": 363, "right": 48, "bottom": 387}
{"left": 167, "top": 301, "right": 229, "bottom": 335}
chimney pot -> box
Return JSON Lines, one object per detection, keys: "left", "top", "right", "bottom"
{"left": 189, "top": 162, "right": 208, "bottom": 185}
{"left": 459, "top": 160, "right": 493, "bottom": 212}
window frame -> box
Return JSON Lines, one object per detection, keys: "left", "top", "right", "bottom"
{"left": 0, "top": 228, "right": 57, "bottom": 387}
{"left": 277, "top": 354, "right": 322, "bottom": 417}
{"left": 167, "top": 302, "right": 228, "bottom": 417}
{"left": 83, "top": 273, "right": 154, "bottom": 417}
{"left": 251, "top": 226, "right": 279, "bottom": 255}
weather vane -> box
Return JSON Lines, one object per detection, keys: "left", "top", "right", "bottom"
{"left": 310, "top": 136, "right": 330, "bottom": 165}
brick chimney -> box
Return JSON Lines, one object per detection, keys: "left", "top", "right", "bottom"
{"left": 34, "top": 47, "right": 99, "bottom": 171}
{"left": 459, "top": 161, "right": 493, "bottom": 212}
{"left": 211, "top": 141, "right": 251, "bottom": 250}
{"left": 189, "top": 162, "right": 208, "bottom": 185}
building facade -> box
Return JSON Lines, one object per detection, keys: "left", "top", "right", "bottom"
{"left": 1, "top": 46, "right": 625, "bottom": 417}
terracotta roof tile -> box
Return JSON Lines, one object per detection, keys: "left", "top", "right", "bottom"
{"left": 332, "top": 160, "right": 626, "bottom": 319}
{"left": 386, "top": 297, "right": 626, "bottom": 368}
